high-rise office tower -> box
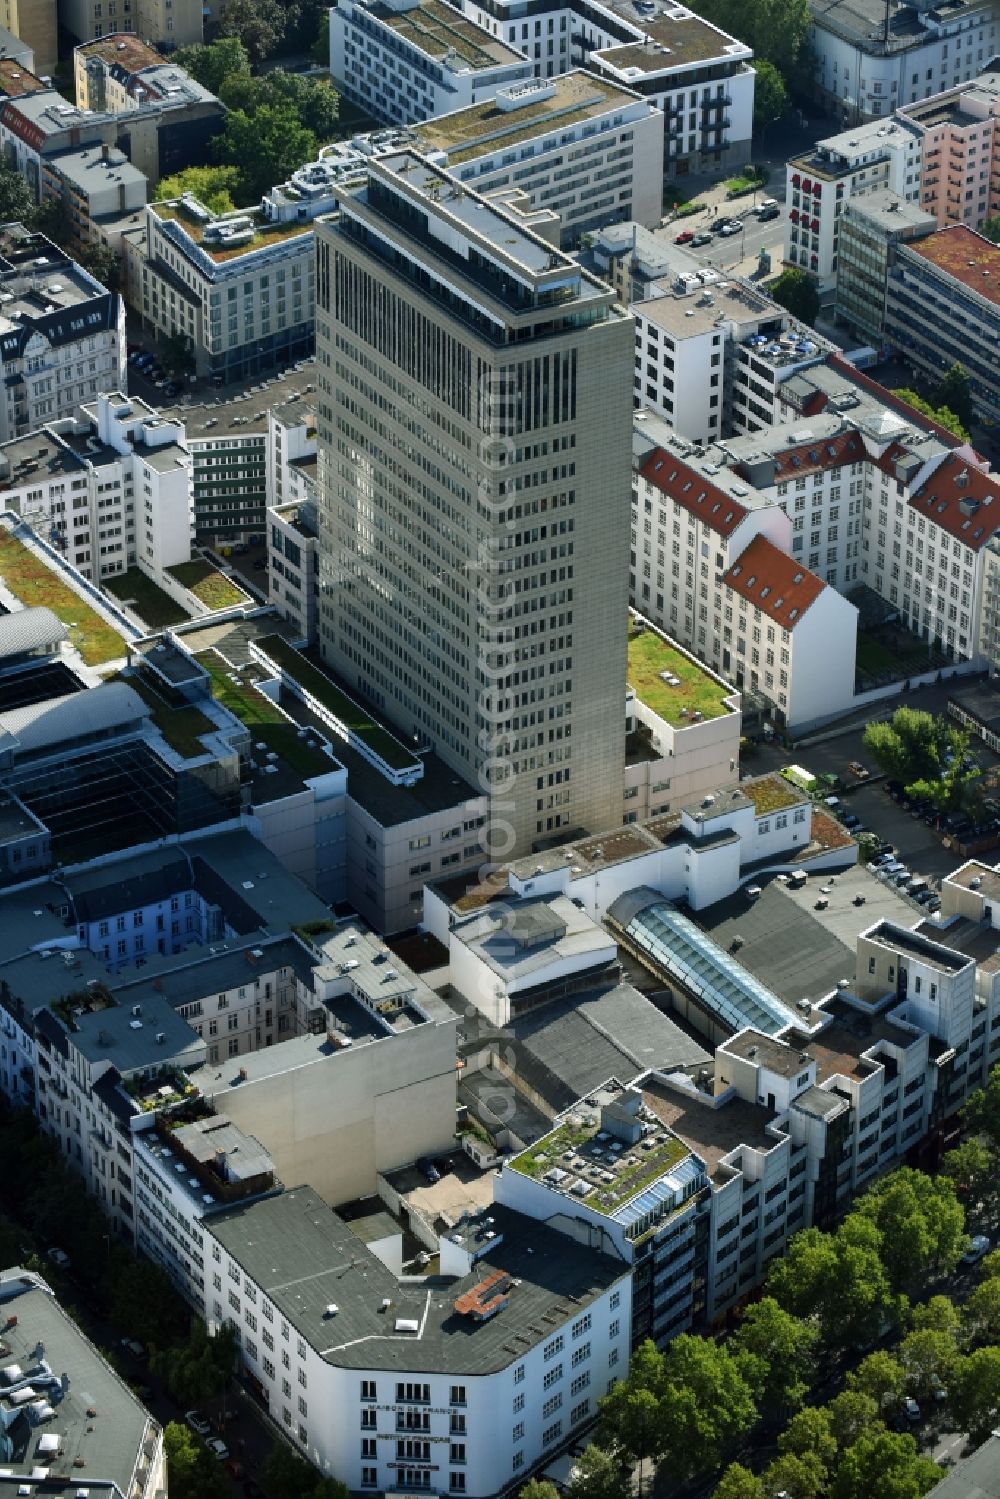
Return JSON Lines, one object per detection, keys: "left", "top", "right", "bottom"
{"left": 314, "top": 151, "right": 633, "bottom": 856}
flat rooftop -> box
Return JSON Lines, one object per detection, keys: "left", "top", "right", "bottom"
{"left": 903, "top": 224, "right": 1000, "bottom": 307}
{"left": 77, "top": 32, "right": 165, "bottom": 70}
{"left": 415, "top": 71, "right": 638, "bottom": 164}
{"left": 786, "top": 995, "right": 918, "bottom": 1083}
{"left": 945, "top": 858, "right": 1000, "bottom": 902}
{"left": 47, "top": 143, "right": 146, "bottom": 197}
{"left": 627, "top": 621, "right": 736, "bottom": 726}
{"left": 864, "top": 918, "right": 973, "bottom": 973}
{"left": 454, "top": 894, "right": 612, "bottom": 982}
{"left": 0, "top": 59, "right": 47, "bottom": 97}
{"left": 508, "top": 1084, "right": 693, "bottom": 1217}
{"left": 0, "top": 1270, "right": 156, "bottom": 1496}
{"left": 151, "top": 200, "right": 312, "bottom": 265}
{"left": 208, "top": 1190, "right": 626, "bottom": 1374}
{"left": 368, "top": 0, "right": 525, "bottom": 69}
{"left": 807, "top": 0, "right": 987, "bottom": 49}
{"left": 642, "top": 1072, "right": 776, "bottom": 1178}
{"left": 594, "top": 9, "right": 747, "bottom": 73}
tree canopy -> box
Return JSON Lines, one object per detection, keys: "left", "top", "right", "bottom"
{"left": 933, "top": 363, "right": 975, "bottom": 433}
{"left": 156, "top": 166, "right": 241, "bottom": 215}
{"left": 687, "top": 0, "right": 813, "bottom": 93}
{"left": 173, "top": 36, "right": 251, "bottom": 94}
{"left": 730, "top": 1296, "right": 818, "bottom": 1413}
{"left": 214, "top": 105, "right": 318, "bottom": 205}
{"left": 863, "top": 708, "right": 974, "bottom": 812}
{"left": 851, "top": 1168, "right": 966, "bottom": 1294}
{"left": 753, "top": 59, "right": 788, "bottom": 129}
{"left": 894, "top": 387, "right": 970, "bottom": 442}
{"left": 215, "top": 0, "right": 287, "bottom": 62}
{"left": 767, "top": 267, "right": 820, "bottom": 327}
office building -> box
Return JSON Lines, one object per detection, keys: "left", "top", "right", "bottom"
{"left": 783, "top": 117, "right": 922, "bottom": 294}
{"left": 834, "top": 190, "right": 936, "bottom": 349}
{"left": 58, "top": 0, "right": 202, "bottom": 49}
{"left": 0, "top": 226, "right": 126, "bottom": 444}
{"left": 125, "top": 198, "right": 315, "bottom": 384}
{"left": 900, "top": 65, "right": 1000, "bottom": 230}
{"left": 809, "top": 0, "right": 997, "bottom": 125}
{"left": 315, "top": 151, "right": 634, "bottom": 854}
{"left": 329, "top": 0, "right": 533, "bottom": 126}
{"left": 0, "top": 1268, "right": 167, "bottom": 1499}
{"left": 203, "top": 1188, "right": 631, "bottom": 1496}
{"left": 885, "top": 223, "right": 1000, "bottom": 422}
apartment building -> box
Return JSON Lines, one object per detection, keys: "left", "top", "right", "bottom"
{"left": 631, "top": 418, "right": 859, "bottom": 729}
{"left": 784, "top": 117, "right": 922, "bottom": 293}
{"left": 189, "top": 429, "right": 267, "bottom": 542}
{"left": 202, "top": 1188, "right": 631, "bottom": 1497}
{"left": 0, "top": 226, "right": 126, "bottom": 445}
{"left": 0, "top": 0, "right": 54, "bottom": 74}
{"left": 73, "top": 35, "right": 225, "bottom": 184}
{"left": 58, "top": 0, "right": 202, "bottom": 48}
{"left": 0, "top": 1268, "right": 167, "bottom": 1499}
{"left": 268, "top": 501, "right": 318, "bottom": 643}
{"left": 42, "top": 141, "right": 147, "bottom": 251}
{"left": 899, "top": 66, "right": 1000, "bottom": 230}
{"left": 834, "top": 190, "right": 936, "bottom": 349}
{"left": 329, "top": 0, "right": 534, "bottom": 126}
{"left": 126, "top": 198, "right": 315, "bottom": 384}
{"left": 0, "top": 392, "right": 191, "bottom": 581}
{"left": 810, "top": 0, "right": 997, "bottom": 125}
{"left": 315, "top": 150, "right": 634, "bottom": 854}
{"left": 885, "top": 223, "right": 1000, "bottom": 423}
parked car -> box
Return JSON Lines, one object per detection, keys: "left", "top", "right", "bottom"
{"left": 903, "top": 1397, "right": 921, "bottom": 1423}
{"left": 47, "top": 1248, "right": 70, "bottom": 1269}
{"left": 416, "top": 1156, "right": 440, "bottom": 1184}
{"left": 709, "top": 216, "right": 731, "bottom": 231}
{"left": 718, "top": 220, "right": 742, "bottom": 236}
{"left": 185, "top": 1412, "right": 211, "bottom": 1438}
{"left": 691, "top": 232, "right": 713, "bottom": 247}
{"left": 914, "top": 889, "right": 936, "bottom": 905}
{"left": 842, "top": 813, "right": 861, "bottom": 830}
{"left": 757, "top": 205, "right": 781, "bottom": 222}
{"left": 848, "top": 761, "right": 870, "bottom": 780}
{"left": 206, "top": 1439, "right": 229, "bottom": 1461}
{"left": 961, "top": 1234, "right": 990, "bottom": 1265}
{"left": 120, "top": 1338, "right": 145, "bottom": 1358}
{"left": 674, "top": 229, "right": 695, "bottom": 244}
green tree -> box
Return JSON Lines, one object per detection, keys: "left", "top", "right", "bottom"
{"left": 731, "top": 1296, "right": 818, "bottom": 1414}
{"left": 714, "top": 1464, "right": 765, "bottom": 1499}
{"left": 155, "top": 166, "right": 241, "bottom": 215}
{"left": 981, "top": 213, "right": 1000, "bottom": 243}
{"left": 656, "top": 1334, "right": 760, "bottom": 1486}
{"left": 847, "top": 1351, "right": 906, "bottom": 1411}
{"left": 518, "top": 1484, "right": 560, "bottom": 1499}
{"left": 911, "top": 1295, "right": 960, "bottom": 1338}
{"left": 214, "top": 105, "right": 318, "bottom": 204}
{"left": 964, "top": 1064, "right": 1000, "bottom": 1152}
{"left": 933, "top": 363, "right": 975, "bottom": 433}
{"left": 163, "top": 330, "right": 195, "bottom": 376}
{"left": 30, "top": 198, "right": 68, "bottom": 246}
{"left": 941, "top": 1139, "right": 996, "bottom": 1213}
{"left": 779, "top": 1406, "right": 838, "bottom": 1471}
{"left": 853, "top": 1168, "right": 966, "bottom": 1294}
{"left": 753, "top": 59, "right": 788, "bottom": 129}
{"left": 964, "top": 1277, "right": 1000, "bottom": 1345}
{"left": 163, "top": 1422, "right": 228, "bottom": 1499}
{"left": 0, "top": 163, "right": 37, "bottom": 225}
{"left": 78, "top": 241, "right": 119, "bottom": 290}
{"left": 313, "top": 11, "right": 329, "bottom": 63}
{"left": 863, "top": 710, "right": 971, "bottom": 810}
{"left": 767, "top": 1222, "right": 895, "bottom": 1351}
{"left": 597, "top": 1339, "right": 666, "bottom": 1481}
{"left": 565, "top": 1445, "right": 631, "bottom": 1499}
{"left": 825, "top": 1391, "right": 882, "bottom": 1453}
{"left": 261, "top": 1445, "right": 347, "bottom": 1499}
{"left": 894, "top": 388, "right": 970, "bottom": 441}
{"left": 693, "top": 0, "right": 812, "bottom": 92}
{"left": 830, "top": 1430, "right": 941, "bottom": 1499}
{"left": 899, "top": 1329, "right": 959, "bottom": 1401}
{"left": 216, "top": 0, "right": 287, "bottom": 62}
{"left": 767, "top": 267, "right": 820, "bottom": 327}
{"left": 173, "top": 36, "right": 251, "bottom": 93}
{"left": 949, "top": 1347, "right": 1000, "bottom": 1439}
{"left": 762, "top": 1452, "right": 826, "bottom": 1499}
{"left": 218, "top": 69, "right": 340, "bottom": 139}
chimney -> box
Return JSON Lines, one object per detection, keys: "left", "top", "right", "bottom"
{"left": 101, "top": 142, "right": 110, "bottom": 162}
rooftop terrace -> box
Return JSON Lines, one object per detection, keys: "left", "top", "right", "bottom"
{"left": 508, "top": 1099, "right": 690, "bottom": 1214}
{"left": 151, "top": 200, "right": 313, "bottom": 265}
{"left": 415, "top": 71, "right": 632, "bottom": 164}
{"left": 0, "top": 525, "right": 126, "bottom": 666}
{"left": 594, "top": 10, "right": 747, "bottom": 74}
{"left": 627, "top": 622, "right": 734, "bottom": 727}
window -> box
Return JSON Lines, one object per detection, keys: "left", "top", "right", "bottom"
{"left": 543, "top": 1335, "right": 564, "bottom": 1361}
{"left": 513, "top": 1364, "right": 525, "bottom": 1385}
{"left": 571, "top": 1314, "right": 592, "bottom": 1339}
{"left": 543, "top": 1422, "right": 562, "bottom": 1447}
{"left": 571, "top": 1343, "right": 590, "bottom": 1368}
{"left": 450, "top": 1386, "right": 466, "bottom": 1407}
{"left": 512, "top": 1394, "right": 525, "bottom": 1414}
{"left": 543, "top": 1364, "right": 563, "bottom": 1390}
{"left": 543, "top": 1394, "right": 563, "bottom": 1419}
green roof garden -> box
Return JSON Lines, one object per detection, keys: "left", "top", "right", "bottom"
{"left": 197, "top": 652, "right": 335, "bottom": 781}
{"left": 508, "top": 1112, "right": 689, "bottom": 1216}
{"left": 167, "top": 560, "right": 250, "bottom": 611}
{"left": 627, "top": 623, "right": 734, "bottom": 729}
{"left": 255, "top": 635, "right": 418, "bottom": 773}
{"left": 118, "top": 670, "right": 217, "bottom": 760}
{"left": 743, "top": 773, "right": 805, "bottom": 817}
{"left": 0, "top": 526, "right": 126, "bottom": 666}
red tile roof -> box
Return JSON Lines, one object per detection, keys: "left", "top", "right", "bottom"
{"left": 768, "top": 428, "right": 864, "bottom": 482}
{"left": 639, "top": 449, "right": 747, "bottom": 538}
{"left": 909, "top": 455, "right": 1000, "bottom": 551}
{"left": 723, "top": 536, "right": 826, "bottom": 630}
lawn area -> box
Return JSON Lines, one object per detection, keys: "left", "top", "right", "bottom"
{"left": 255, "top": 635, "right": 417, "bottom": 771}
{"left": 103, "top": 568, "right": 190, "bottom": 630}
{"left": 0, "top": 527, "right": 126, "bottom": 666}
{"left": 855, "top": 627, "right": 949, "bottom": 686}
{"left": 167, "top": 560, "right": 249, "bottom": 612}
{"left": 198, "top": 653, "right": 333, "bottom": 780}
{"left": 119, "top": 672, "right": 217, "bottom": 759}
{"left": 627, "top": 626, "right": 732, "bottom": 727}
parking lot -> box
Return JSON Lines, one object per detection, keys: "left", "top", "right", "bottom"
{"left": 838, "top": 781, "right": 965, "bottom": 882}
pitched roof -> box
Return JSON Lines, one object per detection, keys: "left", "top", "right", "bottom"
{"left": 723, "top": 535, "right": 826, "bottom": 630}
{"left": 639, "top": 449, "right": 748, "bottom": 538}
{"left": 909, "top": 455, "right": 1000, "bottom": 550}
{"left": 0, "top": 606, "right": 67, "bottom": 659}
{"left": 769, "top": 428, "right": 864, "bottom": 481}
